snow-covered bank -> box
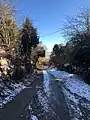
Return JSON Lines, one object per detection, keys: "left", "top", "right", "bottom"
{"left": 49, "top": 70, "right": 90, "bottom": 120}
{"left": 49, "top": 70, "right": 90, "bottom": 101}
{"left": 0, "top": 74, "right": 36, "bottom": 108}
{"left": 0, "top": 78, "right": 25, "bottom": 108}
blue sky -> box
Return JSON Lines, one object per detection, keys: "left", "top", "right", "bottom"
{"left": 16, "top": 0, "right": 90, "bottom": 52}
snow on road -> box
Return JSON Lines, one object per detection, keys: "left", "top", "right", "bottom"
{"left": 37, "top": 71, "right": 53, "bottom": 113}
{"left": 49, "top": 70, "right": 90, "bottom": 120}
{"left": 43, "top": 70, "right": 51, "bottom": 97}
{"left": 37, "top": 89, "right": 50, "bottom": 113}
{"left": 37, "top": 71, "right": 56, "bottom": 117}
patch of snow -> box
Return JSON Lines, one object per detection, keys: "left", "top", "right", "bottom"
{"left": 31, "top": 115, "right": 39, "bottom": 120}
{"left": 81, "top": 102, "right": 90, "bottom": 110}
{"left": 66, "top": 78, "right": 90, "bottom": 101}
{"left": 27, "top": 104, "right": 39, "bottom": 120}
{"left": 37, "top": 89, "right": 49, "bottom": 112}
{"left": 49, "top": 68, "right": 57, "bottom": 71}
{"left": 0, "top": 78, "right": 26, "bottom": 108}
{"left": 37, "top": 89, "right": 56, "bottom": 117}
{"left": 49, "top": 70, "right": 90, "bottom": 101}
{"left": 43, "top": 71, "right": 51, "bottom": 97}
{"left": 63, "top": 87, "right": 84, "bottom": 120}
{"left": 49, "top": 70, "right": 90, "bottom": 120}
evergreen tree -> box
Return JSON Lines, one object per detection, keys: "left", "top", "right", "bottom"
{"left": 20, "top": 17, "right": 39, "bottom": 57}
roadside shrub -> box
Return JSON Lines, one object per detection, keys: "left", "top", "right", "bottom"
{"left": 82, "top": 69, "right": 90, "bottom": 84}
{"left": 25, "top": 62, "right": 33, "bottom": 74}
{"left": 11, "top": 66, "right": 25, "bottom": 83}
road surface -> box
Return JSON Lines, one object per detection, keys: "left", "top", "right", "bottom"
{"left": 19, "top": 71, "right": 70, "bottom": 120}
{"left": 1, "top": 71, "right": 89, "bottom": 120}
{"left": 0, "top": 73, "right": 43, "bottom": 120}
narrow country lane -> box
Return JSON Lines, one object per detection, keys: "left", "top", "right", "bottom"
{"left": 2, "top": 70, "right": 86, "bottom": 120}
{"left": 36, "top": 71, "right": 70, "bottom": 120}
{"left": 0, "top": 71, "right": 71, "bottom": 120}
{"left": 20, "top": 71, "right": 70, "bottom": 120}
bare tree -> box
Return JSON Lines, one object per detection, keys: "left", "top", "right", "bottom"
{"left": 62, "top": 8, "right": 90, "bottom": 66}
{"left": 63, "top": 8, "right": 90, "bottom": 40}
